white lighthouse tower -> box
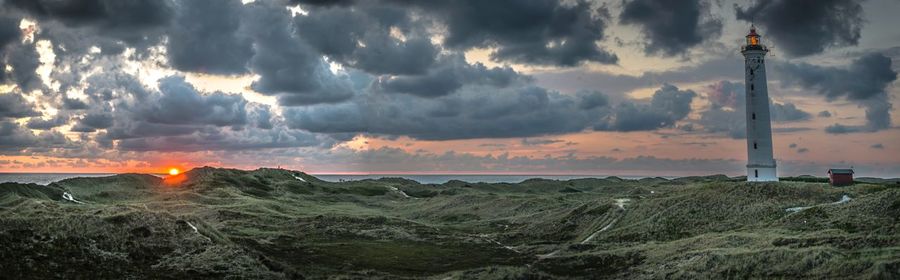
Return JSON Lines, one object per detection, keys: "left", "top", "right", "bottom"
{"left": 742, "top": 26, "right": 778, "bottom": 182}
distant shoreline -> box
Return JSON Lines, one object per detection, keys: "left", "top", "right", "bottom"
{"left": 2, "top": 172, "right": 897, "bottom": 185}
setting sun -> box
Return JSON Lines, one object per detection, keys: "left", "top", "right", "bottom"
{"left": 168, "top": 168, "right": 180, "bottom": 176}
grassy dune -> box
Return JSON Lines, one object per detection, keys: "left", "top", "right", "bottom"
{"left": 1, "top": 167, "right": 898, "bottom": 279}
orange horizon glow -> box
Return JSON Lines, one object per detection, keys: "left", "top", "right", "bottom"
{"left": 168, "top": 168, "right": 180, "bottom": 176}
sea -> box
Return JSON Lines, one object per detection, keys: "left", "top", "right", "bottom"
{"left": 0, "top": 173, "right": 659, "bottom": 185}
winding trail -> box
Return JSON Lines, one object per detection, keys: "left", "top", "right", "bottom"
{"left": 477, "top": 234, "right": 521, "bottom": 253}
{"left": 387, "top": 186, "right": 415, "bottom": 199}
{"left": 62, "top": 192, "right": 85, "bottom": 204}
{"left": 186, "top": 221, "right": 213, "bottom": 242}
{"left": 786, "top": 195, "right": 851, "bottom": 213}
{"left": 538, "top": 198, "right": 630, "bottom": 259}
{"left": 293, "top": 175, "right": 307, "bottom": 182}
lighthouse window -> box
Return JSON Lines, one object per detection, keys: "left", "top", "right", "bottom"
{"left": 752, "top": 113, "right": 756, "bottom": 120}
{"left": 755, "top": 170, "right": 759, "bottom": 178}
{"left": 750, "top": 84, "right": 754, "bottom": 91}
{"left": 753, "top": 142, "right": 758, "bottom": 149}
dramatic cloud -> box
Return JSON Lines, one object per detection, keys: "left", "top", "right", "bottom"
{"left": 166, "top": 0, "right": 253, "bottom": 74}
{"left": 69, "top": 73, "right": 333, "bottom": 152}
{"left": 409, "top": 0, "right": 617, "bottom": 66}
{"left": 0, "top": 92, "right": 39, "bottom": 119}
{"left": 770, "top": 102, "right": 811, "bottom": 122}
{"left": 0, "top": 16, "right": 18, "bottom": 50}
{"left": 777, "top": 53, "right": 897, "bottom": 133}
{"left": 6, "top": 42, "right": 42, "bottom": 92}
{"left": 5, "top": 0, "right": 175, "bottom": 49}
{"left": 0, "top": 121, "right": 70, "bottom": 153}
{"left": 620, "top": 0, "right": 722, "bottom": 55}
{"left": 26, "top": 115, "right": 69, "bottom": 130}
{"left": 244, "top": 2, "right": 355, "bottom": 105}
{"left": 735, "top": 0, "right": 865, "bottom": 56}
{"left": 281, "top": 71, "right": 703, "bottom": 142}
{"left": 294, "top": 3, "right": 437, "bottom": 75}
{"left": 140, "top": 76, "right": 248, "bottom": 127}
{"left": 593, "top": 84, "right": 696, "bottom": 131}
{"left": 697, "top": 80, "right": 813, "bottom": 138}
{"left": 0, "top": 0, "right": 897, "bottom": 175}
{"left": 374, "top": 55, "right": 525, "bottom": 98}
{"left": 285, "top": 84, "right": 608, "bottom": 140}
{"left": 0, "top": 14, "right": 21, "bottom": 84}
{"left": 577, "top": 90, "right": 609, "bottom": 110}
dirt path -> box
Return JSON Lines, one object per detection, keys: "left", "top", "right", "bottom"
{"left": 786, "top": 195, "right": 851, "bottom": 213}
{"left": 293, "top": 174, "right": 306, "bottom": 182}
{"left": 538, "top": 198, "right": 630, "bottom": 259}
{"left": 62, "top": 192, "right": 85, "bottom": 204}
{"left": 186, "top": 221, "right": 213, "bottom": 242}
{"left": 387, "top": 186, "right": 415, "bottom": 199}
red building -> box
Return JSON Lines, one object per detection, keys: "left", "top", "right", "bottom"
{"left": 827, "top": 169, "right": 854, "bottom": 186}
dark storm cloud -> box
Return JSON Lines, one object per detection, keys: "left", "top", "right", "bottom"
{"left": 139, "top": 76, "right": 248, "bottom": 127}
{"left": 0, "top": 92, "right": 39, "bottom": 118}
{"left": 284, "top": 84, "right": 610, "bottom": 140}
{"left": 777, "top": 53, "right": 897, "bottom": 133}
{"left": 26, "top": 115, "right": 69, "bottom": 130}
{"left": 870, "top": 143, "right": 884, "bottom": 149}
{"left": 290, "top": 0, "right": 356, "bottom": 7}
{"left": 374, "top": 55, "right": 525, "bottom": 98}
{"left": 817, "top": 110, "right": 832, "bottom": 118}
{"left": 577, "top": 90, "right": 609, "bottom": 110}
{"left": 0, "top": 16, "right": 18, "bottom": 50}
{"left": 698, "top": 106, "right": 745, "bottom": 139}
{"left": 71, "top": 112, "right": 113, "bottom": 133}
{"left": 406, "top": 0, "right": 617, "bottom": 66}
{"left": 113, "top": 126, "right": 329, "bottom": 152}
{"left": 619, "top": 0, "right": 722, "bottom": 56}
{"left": 250, "top": 105, "right": 274, "bottom": 130}
{"left": 0, "top": 121, "right": 39, "bottom": 151}
{"left": 166, "top": 0, "right": 253, "bottom": 75}
{"left": 0, "top": 14, "right": 20, "bottom": 83}
{"left": 534, "top": 56, "right": 743, "bottom": 97}
{"left": 78, "top": 74, "right": 251, "bottom": 142}
{"left": 287, "top": 79, "right": 693, "bottom": 140}
{"left": 61, "top": 97, "right": 89, "bottom": 110}
{"left": 6, "top": 42, "right": 42, "bottom": 92}
{"left": 0, "top": 121, "right": 71, "bottom": 152}
{"left": 697, "top": 81, "right": 814, "bottom": 138}
{"left": 593, "top": 84, "right": 696, "bottom": 132}
{"left": 243, "top": 2, "right": 354, "bottom": 106}
{"left": 735, "top": 0, "right": 864, "bottom": 56}
{"left": 5, "top": 0, "right": 174, "bottom": 48}
{"left": 63, "top": 72, "right": 333, "bottom": 152}
{"left": 770, "top": 102, "right": 811, "bottom": 122}
{"left": 294, "top": 4, "right": 437, "bottom": 75}
{"left": 83, "top": 71, "right": 151, "bottom": 101}
{"left": 777, "top": 53, "right": 896, "bottom": 101}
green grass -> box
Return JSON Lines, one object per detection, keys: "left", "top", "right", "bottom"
{"left": 0, "top": 168, "right": 898, "bottom": 279}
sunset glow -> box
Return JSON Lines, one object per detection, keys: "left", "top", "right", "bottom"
{"left": 0, "top": 0, "right": 897, "bottom": 177}
{"left": 169, "top": 168, "right": 180, "bottom": 176}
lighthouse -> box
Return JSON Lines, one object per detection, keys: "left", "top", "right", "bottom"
{"left": 742, "top": 26, "right": 777, "bottom": 182}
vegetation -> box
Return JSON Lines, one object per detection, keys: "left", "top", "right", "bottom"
{"left": 1, "top": 167, "right": 898, "bottom": 279}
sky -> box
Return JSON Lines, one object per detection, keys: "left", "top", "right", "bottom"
{"left": 0, "top": 0, "right": 899, "bottom": 177}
